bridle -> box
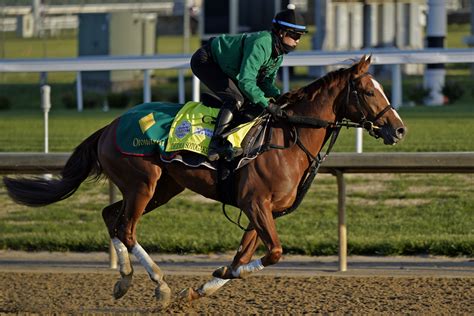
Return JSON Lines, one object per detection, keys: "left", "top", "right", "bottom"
{"left": 346, "top": 73, "right": 393, "bottom": 138}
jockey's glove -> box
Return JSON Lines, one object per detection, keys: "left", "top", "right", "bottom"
{"left": 266, "top": 102, "right": 285, "bottom": 119}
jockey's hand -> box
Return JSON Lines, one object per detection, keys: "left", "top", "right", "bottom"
{"left": 266, "top": 102, "right": 284, "bottom": 118}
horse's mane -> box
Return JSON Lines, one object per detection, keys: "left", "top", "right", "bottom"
{"left": 278, "top": 64, "right": 352, "bottom": 106}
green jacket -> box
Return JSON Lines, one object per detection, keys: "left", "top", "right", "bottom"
{"left": 211, "top": 31, "right": 283, "bottom": 108}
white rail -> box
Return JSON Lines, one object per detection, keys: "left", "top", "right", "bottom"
{"left": 1, "top": 48, "right": 473, "bottom": 111}
{"left": 1, "top": 48, "right": 473, "bottom": 72}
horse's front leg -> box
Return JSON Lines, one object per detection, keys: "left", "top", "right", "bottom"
{"left": 180, "top": 227, "right": 260, "bottom": 301}
{"left": 214, "top": 200, "right": 282, "bottom": 279}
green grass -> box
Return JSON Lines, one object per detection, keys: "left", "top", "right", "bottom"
{"left": 2, "top": 102, "right": 472, "bottom": 152}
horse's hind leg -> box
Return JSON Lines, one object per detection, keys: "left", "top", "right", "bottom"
{"left": 130, "top": 175, "right": 184, "bottom": 306}
{"left": 102, "top": 200, "right": 122, "bottom": 237}
{"left": 102, "top": 171, "right": 184, "bottom": 307}
{"left": 101, "top": 201, "right": 134, "bottom": 299}
{"left": 102, "top": 157, "right": 167, "bottom": 303}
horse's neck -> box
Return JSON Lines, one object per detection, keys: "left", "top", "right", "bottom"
{"left": 292, "top": 75, "right": 348, "bottom": 121}
{"left": 289, "top": 77, "right": 347, "bottom": 157}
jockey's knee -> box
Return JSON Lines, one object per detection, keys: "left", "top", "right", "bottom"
{"left": 266, "top": 247, "right": 283, "bottom": 265}
{"left": 221, "top": 96, "right": 244, "bottom": 111}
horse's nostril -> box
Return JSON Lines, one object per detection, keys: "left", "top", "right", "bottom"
{"left": 396, "top": 127, "right": 406, "bottom": 138}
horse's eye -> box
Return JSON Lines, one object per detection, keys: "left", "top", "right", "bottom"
{"left": 365, "top": 91, "right": 375, "bottom": 97}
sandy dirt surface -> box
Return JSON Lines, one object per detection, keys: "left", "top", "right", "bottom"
{"left": 0, "top": 251, "right": 473, "bottom": 314}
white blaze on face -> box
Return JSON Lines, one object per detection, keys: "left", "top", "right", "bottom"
{"left": 371, "top": 78, "right": 390, "bottom": 105}
{"left": 371, "top": 78, "right": 402, "bottom": 121}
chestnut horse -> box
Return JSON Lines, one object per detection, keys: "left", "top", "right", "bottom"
{"left": 3, "top": 56, "right": 405, "bottom": 307}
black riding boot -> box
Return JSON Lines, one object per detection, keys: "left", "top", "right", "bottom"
{"left": 208, "top": 108, "right": 234, "bottom": 161}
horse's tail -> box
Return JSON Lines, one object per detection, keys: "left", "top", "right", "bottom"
{"left": 3, "top": 126, "right": 107, "bottom": 207}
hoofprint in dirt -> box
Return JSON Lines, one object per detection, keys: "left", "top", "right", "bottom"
{"left": 0, "top": 272, "right": 473, "bottom": 314}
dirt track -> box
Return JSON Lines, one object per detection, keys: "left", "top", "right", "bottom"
{"left": 0, "top": 251, "right": 473, "bottom": 314}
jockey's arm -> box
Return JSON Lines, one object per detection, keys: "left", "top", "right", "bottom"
{"left": 237, "top": 36, "right": 273, "bottom": 108}
{"left": 258, "top": 65, "right": 281, "bottom": 99}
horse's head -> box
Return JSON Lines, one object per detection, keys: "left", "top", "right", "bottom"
{"left": 341, "top": 55, "right": 407, "bottom": 145}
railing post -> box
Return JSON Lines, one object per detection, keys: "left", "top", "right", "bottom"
{"left": 76, "top": 71, "right": 83, "bottom": 112}
{"left": 178, "top": 69, "right": 185, "bottom": 104}
{"left": 109, "top": 180, "right": 118, "bottom": 269}
{"left": 192, "top": 74, "right": 200, "bottom": 101}
{"left": 40, "top": 85, "right": 51, "bottom": 154}
{"left": 391, "top": 64, "right": 402, "bottom": 109}
{"left": 335, "top": 170, "right": 347, "bottom": 272}
{"left": 355, "top": 128, "right": 363, "bottom": 153}
{"left": 143, "top": 69, "right": 151, "bottom": 103}
{"left": 282, "top": 66, "right": 290, "bottom": 93}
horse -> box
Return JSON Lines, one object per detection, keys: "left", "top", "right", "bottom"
{"left": 3, "top": 55, "right": 406, "bottom": 307}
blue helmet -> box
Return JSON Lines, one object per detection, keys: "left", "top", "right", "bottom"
{"left": 272, "top": 4, "right": 308, "bottom": 34}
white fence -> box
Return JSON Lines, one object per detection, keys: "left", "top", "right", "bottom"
{"left": 1, "top": 48, "right": 473, "bottom": 112}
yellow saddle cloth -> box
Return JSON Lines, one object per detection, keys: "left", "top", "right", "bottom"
{"left": 165, "top": 101, "right": 257, "bottom": 156}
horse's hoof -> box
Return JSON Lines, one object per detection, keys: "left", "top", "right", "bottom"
{"left": 178, "top": 287, "right": 201, "bottom": 302}
{"left": 212, "top": 266, "right": 234, "bottom": 279}
{"left": 113, "top": 273, "right": 133, "bottom": 299}
{"left": 155, "top": 283, "right": 172, "bottom": 309}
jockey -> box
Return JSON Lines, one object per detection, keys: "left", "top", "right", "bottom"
{"left": 190, "top": 4, "right": 307, "bottom": 161}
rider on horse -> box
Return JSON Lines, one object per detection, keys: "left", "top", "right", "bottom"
{"left": 190, "top": 4, "right": 308, "bottom": 161}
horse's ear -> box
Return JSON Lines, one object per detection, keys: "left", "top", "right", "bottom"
{"left": 365, "top": 54, "right": 372, "bottom": 64}
{"left": 354, "top": 54, "right": 372, "bottom": 77}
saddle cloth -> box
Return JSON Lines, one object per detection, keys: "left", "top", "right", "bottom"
{"left": 115, "top": 101, "right": 269, "bottom": 165}
{"left": 115, "top": 102, "right": 182, "bottom": 156}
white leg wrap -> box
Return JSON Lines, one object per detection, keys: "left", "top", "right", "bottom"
{"left": 132, "top": 243, "right": 164, "bottom": 283}
{"left": 197, "top": 277, "right": 230, "bottom": 297}
{"left": 112, "top": 237, "right": 132, "bottom": 275}
{"left": 232, "top": 258, "right": 264, "bottom": 278}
